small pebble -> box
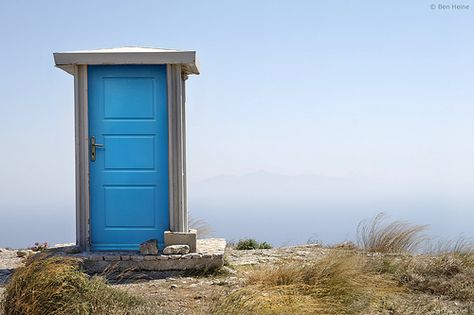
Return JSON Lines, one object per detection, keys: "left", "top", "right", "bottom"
{"left": 222, "top": 266, "right": 237, "bottom": 274}
{"left": 16, "top": 251, "right": 27, "bottom": 258}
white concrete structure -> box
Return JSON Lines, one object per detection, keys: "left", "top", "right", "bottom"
{"left": 54, "top": 47, "right": 199, "bottom": 251}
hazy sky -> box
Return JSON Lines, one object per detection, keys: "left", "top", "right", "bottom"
{"left": 0, "top": 1, "right": 473, "bottom": 247}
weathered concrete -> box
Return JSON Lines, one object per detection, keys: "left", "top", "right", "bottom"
{"left": 163, "top": 244, "right": 190, "bottom": 255}
{"left": 44, "top": 238, "right": 225, "bottom": 274}
{"left": 164, "top": 229, "right": 197, "bottom": 253}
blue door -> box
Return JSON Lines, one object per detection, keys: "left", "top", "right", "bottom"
{"left": 88, "top": 65, "right": 169, "bottom": 251}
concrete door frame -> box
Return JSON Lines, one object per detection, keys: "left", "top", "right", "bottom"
{"left": 72, "top": 64, "right": 190, "bottom": 251}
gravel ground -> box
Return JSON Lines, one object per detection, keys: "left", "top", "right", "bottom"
{"left": 0, "top": 244, "right": 325, "bottom": 314}
{"left": 111, "top": 245, "right": 329, "bottom": 314}
{"left": 226, "top": 243, "right": 327, "bottom": 266}
{"left": 0, "top": 248, "right": 27, "bottom": 299}
{"left": 0, "top": 249, "right": 24, "bottom": 284}
{"left": 1, "top": 245, "right": 473, "bottom": 314}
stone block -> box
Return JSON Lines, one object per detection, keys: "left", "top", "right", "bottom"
{"left": 156, "top": 255, "right": 169, "bottom": 260}
{"left": 144, "top": 255, "right": 159, "bottom": 261}
{"left": 140, "top": 239, "right": 158, "bottom": 255}
{"left": 88, "top": 254, "right": 104, "bottom": 261}
{"left": 163, "top": 244, "right": 190, "bottom": 255}
{"left": 187, "top": 253, "right": 202, "bottom": 259}
{"left": 164, "top": 229, "right": 197, "bottom": 252}
{"left": 104, "top": 255, "right": 121, "bottom": 261}
{"left": 80, "top": 238, "right": 226, "bottom": 274}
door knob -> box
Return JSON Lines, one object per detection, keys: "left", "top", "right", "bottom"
{"left": 90, "top": 136, "right": 104, "bottom": 162}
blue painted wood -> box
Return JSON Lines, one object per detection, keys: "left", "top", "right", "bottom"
{"left": 88, "top": 65, "right": 169, "bottom": 251}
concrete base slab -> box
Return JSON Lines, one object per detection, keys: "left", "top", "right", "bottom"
{"left": 164, "top": 229, "right": 197, "bottom": 253}
{"left": 45, "top": 238, "right": 226, "bottom": 275}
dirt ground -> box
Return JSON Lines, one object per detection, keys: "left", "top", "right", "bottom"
{"left": 112, "top": 245, "right": 473, "bottom": 314}
{"left": 112, "top": 244, "right": 327, "bottom": 314}
{"left": 0, "top": 245, "right": 326, "bottom": 314}
{"left": 1, "top": 245, "right": 473, "bottom": 314}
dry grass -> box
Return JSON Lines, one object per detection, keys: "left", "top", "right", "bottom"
{"left": 2, "top": 255, "right": 149, "bottom": 315}
{"left": 357, "top": 213, "right": 428, "bottom": 253}
{"left": 356, "top": 214, "right": 474, "bottom": 304}
{"left": 2, "top": 214, "right": 473, "bottom": 315}
{"left": 212, "top": 214, "right": 474, "bottom": 314}
{"left": 189, "top": 216, "right": 213, "bottom": 239}
{"left": 212, "top": 250, "right": 474, "bottom": 314}
{"left": 425, "top": 236, "right": 474, "bottom": 255}
{"left": 211, "top": 252, "right": 401, "bottom": 314}
{"left": 396, "top": 253, "right": 474, "bottom": 302}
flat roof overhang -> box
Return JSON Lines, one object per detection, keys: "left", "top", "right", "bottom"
{"left": 54, "top": 47, "right": 199, "bottom": 75}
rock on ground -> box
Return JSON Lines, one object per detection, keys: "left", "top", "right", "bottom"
{"left": 163, "top": 245, "right": 190, "bottom": 255}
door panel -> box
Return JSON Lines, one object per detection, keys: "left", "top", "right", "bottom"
{"left": 88, "top": 65, "right": 169, "bottom": 251}
{"left": 103, "top": 77, "right": 155, "bottom": 119}
{"left": 104, "top": 135, "right": 155, "bottom": 170}
{"left": 104, "top": 186, "right": 156, "bottom": 227}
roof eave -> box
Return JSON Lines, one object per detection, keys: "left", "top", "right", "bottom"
{"left": 53, "top": 51, "right": 199, "bottom": 75}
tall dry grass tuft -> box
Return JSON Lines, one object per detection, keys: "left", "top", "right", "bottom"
{"left": 211, "top": 253, "right": 398, "bottom": 314}
{"left": 189, "top": 215, "right": 213, "bottom": 239}
{"left": 357, "top": 213, "right": 428, "bottom": 253}
{"left": 2, "top": 255, "right": 142, "bottom": 315}
{"left": 365, "top": 237, "right": 474, "bottom": 303}
{"left": 425, "top": 236, "right": 474, "bottom": 256}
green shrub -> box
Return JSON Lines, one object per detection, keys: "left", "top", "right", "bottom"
{"left": 259, "top": 241, "right": 272, "bottom": 249}
{"left": 235, "top": 239, "right": 272, "bottom": 250}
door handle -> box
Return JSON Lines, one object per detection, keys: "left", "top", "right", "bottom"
{"left": 90, "top": 136, "right": 104, "bottom": 162}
